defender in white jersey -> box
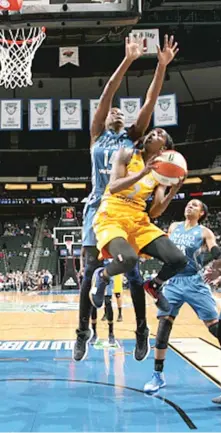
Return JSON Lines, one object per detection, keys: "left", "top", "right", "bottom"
{"left": 143, "top": 200, "right": 221, "bottom": 394}
{"left": 74, "top": 34, "right": 179, "bottom": 362}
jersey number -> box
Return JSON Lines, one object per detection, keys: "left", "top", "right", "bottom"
{"left": 104, "top": 150, "right": 116, "bottom": 168}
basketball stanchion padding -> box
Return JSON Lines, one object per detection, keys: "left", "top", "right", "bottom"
{"left": 0, "top": 0, "right": 46, "bottom": 90}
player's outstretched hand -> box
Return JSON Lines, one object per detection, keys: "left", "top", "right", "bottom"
{"left": 125, "top": 33, "right": 146, "bottom": 62}
{"left": 169, "top": 177, "right": 184, "bottom": 195}
{"left": 157, "top": 34, "right": 179, "bottom": 66}
{"left": 204, "top": 260, "right": 221, "bottom": 285}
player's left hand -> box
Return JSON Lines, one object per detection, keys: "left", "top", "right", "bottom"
{"left": 204, "top": 260, "right": 221, "bottom": 284}
{"left": 157, "top": 34, "right": 179, "bottom": 66}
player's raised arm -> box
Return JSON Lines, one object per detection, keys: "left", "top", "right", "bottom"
{"left": 149, "top": 179, "right": 183, "bottom": 219}
{"left": 90, "top": 36, "right": 145, "bottom": 143}
{"left": 129, "top": 35, "right": 179, "bottom": 140}
{"left": 109, "top": 149, "right": 156, "bottom": 194}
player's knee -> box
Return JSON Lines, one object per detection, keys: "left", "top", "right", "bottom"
{"left": 122, "top": 250, "right": 138, "bottom": 273}
{"left": 105, "top": 295, "right": 113, "bottom": 321}
{"left": 105, "top": 295, "right": 112, "bottom": 306}
{"left": 115, "top": 292, "right": 121, "bottom": 299}
{"left": 155, "top": 317, "right": 173, "bottom": 349}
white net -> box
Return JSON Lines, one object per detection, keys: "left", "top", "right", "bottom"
{"left": 0, "top": 27, "right": 46, "bottom": 89}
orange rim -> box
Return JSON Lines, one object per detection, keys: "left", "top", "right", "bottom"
{"left": 0, "top": 26, "right": 46, "bottom": 45}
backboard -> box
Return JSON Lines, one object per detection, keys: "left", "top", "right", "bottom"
{"left": 0, "top": 0, "right": 142, "bottom": 39}
{"left": 53, "top": 226, "right": 82, "bottom": 246}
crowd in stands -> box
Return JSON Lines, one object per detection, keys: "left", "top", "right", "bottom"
{"left": 0, "top": 269, "right": 53, "bottom": 291}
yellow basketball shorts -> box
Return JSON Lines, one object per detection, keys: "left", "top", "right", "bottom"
{"left": 93, "top": 207, "right": 165, "bottom": 260}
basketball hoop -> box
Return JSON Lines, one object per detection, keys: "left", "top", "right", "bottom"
{"left": 0, "top": 26, "right": 46, "bottom": 89}
{"left": 65, "top": 240, "right": 73, "bottom": 256}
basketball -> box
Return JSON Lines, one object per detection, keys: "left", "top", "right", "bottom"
{"left": 151, "top": 150, "right": 188, "bottom": 186}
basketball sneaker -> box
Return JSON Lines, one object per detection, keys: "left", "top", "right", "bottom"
{"left": 101, "top": 313, "right": 107, "bottom": 321}
{"left": 108, "top": 333, "right": 116, "bottom": 345}
{"left": 134, "top": 327, "right": 150, "bottom": 361}
{"left": 89, "top": 267, "right": 108, "bottom": 309}
{"left": 73, "top": 328, "right": 93, "bottom": 362}
{"left": 212, "top": 395, "right": 221, "bottom": 404}
{"left": 117, "top": 314, "right": 123, "bottom": 322}
{"left": 144, "top": 371, "right": 166, "bottom": 393}
{"left": 143, "top": 279, "right": 170, "bottom": 312}
{"left": 90, "top": 333, "right": 99, "bottom": 345}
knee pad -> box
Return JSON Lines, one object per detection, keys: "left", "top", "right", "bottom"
{"left": 209, "top": 322, "right": 219, "bottom": 338}
{"left": 105, "top": 295, "right": 112, "bottom": 306}
{"left": 155, "top": 318, "right": 173, "bottom": 350}
{"left": 115, "top": 292, "right": 121, "bottom": 299}
{"left": 105, "top": 295, "right": 113, "bottom": 321}
{"left": 120, "top": 253, "right": 138, "bottom": 274}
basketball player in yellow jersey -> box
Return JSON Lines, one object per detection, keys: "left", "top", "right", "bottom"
{"left": 90, "top": 130, "right": 187, "bottom": 318}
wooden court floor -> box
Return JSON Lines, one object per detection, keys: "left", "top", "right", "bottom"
{"left": 0, "top": 289, "right": 220, "bottom": 346}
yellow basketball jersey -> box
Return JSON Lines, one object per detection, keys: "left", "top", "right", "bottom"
{"left": 101, "top": 150, "right": 159, "bottom": 212}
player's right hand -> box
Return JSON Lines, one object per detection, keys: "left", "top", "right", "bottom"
{"left": 125, "top": 34, "right": 146, "bottom": 61}
{"left": 142, "top": 155, "right": 159, "bottom": 175}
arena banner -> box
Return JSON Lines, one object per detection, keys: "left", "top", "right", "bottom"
{"left": 130, "top": 28, "right": 160, "bottom": 56}
{"left": 59, "top": 99, "right": 82, "bottom": 130}
{"left": 29, "top": 99, "right": 53, "bottom": 131}
{"left": 120, "top": 98, "right": 141, "bottom": 127}
{"left": 153, "top": 94, "right": 178, "bottom": 127}
{"left": 0, "top": 99, "right": 22, "bottom": 130}
{"left": 59, "top": 47, "right": 79, "bottom": 67}
{"left": 89, "top": 99, "right": 99, "bottom": 127}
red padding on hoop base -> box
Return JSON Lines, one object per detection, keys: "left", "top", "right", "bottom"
{"left": 0, "top": 0, "right": 23, "bottom": 11}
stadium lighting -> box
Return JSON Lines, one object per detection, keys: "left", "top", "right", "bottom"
{"left": 5, "top": 183, "right": 28, "bottom": 190}
{"left": 63, "top": 183, "right": 87, "bottom": 189}
{"left": 30, "top": 184, "right": 53, "bottom": 190}
{"left": 210, "top": 175, "right": 221, "bottom": 181}
{"left": 183, "top": 177, "right": 202, "bottom": 184}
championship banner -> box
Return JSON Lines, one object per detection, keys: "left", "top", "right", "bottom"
{"left": 120, "top": 98, "right": 141, "bottom": 127}
{"left": 0, "top": 99, "right": 22, "bottom": 130}
{"left": 60, "top": 99, "right": 82, "bottom": 130}
{"left": 29, "top": 99, "right": 52, "bottom": 131}
{"left": 89, "top": 99, "right": 99, "bottom": 127}
{"left": 153, "top": 94, "right": 178, "bottom": 127}
{"left": 59, "top": 47, "right": 79, "bottom": 67}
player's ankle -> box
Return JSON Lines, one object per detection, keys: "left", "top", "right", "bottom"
{"left": 154, "top": 359, "right": 165, "bottom": 373}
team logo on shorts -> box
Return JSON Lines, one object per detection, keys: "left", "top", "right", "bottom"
{"left": 159, "top": 98, "right": 171, "bottom": 112}
{"left": 64, "top": 102, "right": 77, "bottom": 115}
{"left": 124, "top": 101, "right": 137, "bottom": 114}
{"left": 35, "top": 103, "right": 47, "bottom": 116}
{"left": 5, "top": 103, "right": 17, "bottom": 116}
